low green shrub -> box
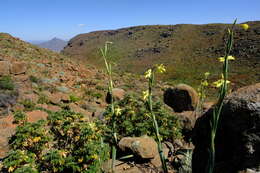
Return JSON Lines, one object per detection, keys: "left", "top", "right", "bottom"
{"left": 0, "top": 76, "right": 15, "bottom": 90}
{"left": 104, "top": 95, "right": 182, "bottom": 142}
{"left": 2, "top": 110, "right": 110, "bottom": 173}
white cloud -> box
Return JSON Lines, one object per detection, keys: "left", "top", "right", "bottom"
{"left": 78, "top": 24, "right": 86, "bottom": 27}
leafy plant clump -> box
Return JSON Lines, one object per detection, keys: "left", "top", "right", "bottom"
{"left": 1, "top": 110, "right": 110, "bottom": 173}
{"left": 0, "top": 76, "right": 15, "bottom": 90}
{"left": 104, "top": 94, "right": 182, "bottom": 142}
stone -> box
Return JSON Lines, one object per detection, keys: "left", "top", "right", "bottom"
{"left": 0, "top": 61, "right": 10, "bottom": 76}
{"left": 36, "top": 104, "right": 61, "bottom": 112}
{"left": 10, "top": 62, "right": 27, "bottom": 75}
{"left": 163, "top": 84, "right": 199, "bottom": 112}
{"left": 68, "top": 103, "right": 91, "bottom": 119}
{"left": 49, "top": 93, "right": 62, "bottom": 104}
{"left": 0, "top": 115, "right": 16, "bottom": 158}
{"left": 56, "top": 86, "right": 70, "bottom": 93}
{"left": 26, "top": 110, "right": 48, "bottom": 123}
{"left": 102, "top": 160, "right": 143, "bottom": 173}
{"left": 175, "top": 111, "right": 197, "bottom": 142}
{"left": 150, "top": 143, "right": 169, "bottom": 168}
{"left": 106, "top": 88, "right": 126, "bottom": 104}
{"left": 22, "top": 93, "right": 39, "bottom": 104}
{"left": 192, "top": 83, "right": 260, "bottom": 173}
{"left": 119, "top": 136, "right": 158, "bottom": 159}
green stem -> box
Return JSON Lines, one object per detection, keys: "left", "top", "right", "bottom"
{"left": 207, "top": 19, "right": 236, "bottom": 173}
{"left": 148, "top": 71, "right": 168, "bottom": 173}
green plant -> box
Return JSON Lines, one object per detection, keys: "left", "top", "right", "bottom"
{"left": 9, "top": 120, "right": 51, "bottom": 155}
{"left": 0, "top": 76, "right": 15, "bottom": 90}
{"left": 13, "top": 111, "right": 27, "bottom": 124}
{"left": 142, "top": 64, "right": 168, "bottom": 173}
{"left": 196, "top": 72, "right": 210, "bottom": 114}
{"left": 2, "top": 110, "right": 110, "bottom": 173}
{"left": 69, "top": 94, "right": 81, "bottom": 102}
{"left": 20, "top": 99, "right": 35, "bottom": 111}
{"left": 206, "top": 19, "right": 237, "bottom": 173}
{"left": 2, "top": 150, "right": 38, "bottom": 173}
{"left": 100, "top": 41, "right": 117, "bottom": 172}
{"left": 29, "top": 75, "right": 40, "bottom": 84}
{"left": 37, "top": 94, "right": 49, "bottom": 104}
{"left": 104, "top": 95, "right": 182, "bottom": 142}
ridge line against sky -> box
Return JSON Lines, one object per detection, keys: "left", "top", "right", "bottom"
{"left": 0, "top": 0, "right": 259, "bottom": 41}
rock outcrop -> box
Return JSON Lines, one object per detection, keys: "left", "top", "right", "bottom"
{"left": 192, "top": 83, "right": 260, "bottom": 173}
{"left": 163, "top": 84, "right": 198, "bottom": 112}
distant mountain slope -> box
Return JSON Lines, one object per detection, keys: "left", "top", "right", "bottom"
{"left": 62, "top": 21, "right": 260, "bottom": 90}
{"left": 37, "top": 37, "right": 67, "bottom": 52}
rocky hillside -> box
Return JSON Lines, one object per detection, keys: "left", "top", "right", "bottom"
{"left": 36, "top": 37, "right": 67, "bottom": 52}
{"left": 63, "top": 21, "right": 260, "bottom": 91}
{"left": 0, "top": 32, "right": 167, "bottom": 158}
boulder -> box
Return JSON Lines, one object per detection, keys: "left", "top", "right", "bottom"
{"left": 26, "top": 110, "right": 48, "bottom": 123}
{"left": 192, "top": 83, "right": 260, "bottom": 173}
{"left": 0, "top": 61, "right": 10, "bottom": 76}
{"left": 119, "top": 136, "right": 158, "bottom": 159}
{"left": 106, "top": 88, "right": 126, "bottom": 104}
{"left": 10, "top": 62, "right": 27, "bottom": 75}
{"left": 163, "top": 84, "right": 198, "bottom": 112}
{"left": 0, "top": 115, "right": 16, "bottom": 158}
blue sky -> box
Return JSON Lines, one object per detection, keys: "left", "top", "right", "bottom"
{"left": 0, "top": 0, "right": 259, "bottom": 41}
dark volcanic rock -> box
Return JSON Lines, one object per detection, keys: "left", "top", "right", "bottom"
{"left": 192, "top": 83, "right": 260, "bottom": 173}
{"left": 163, "top": 84, "right": 198, "bottom": 112}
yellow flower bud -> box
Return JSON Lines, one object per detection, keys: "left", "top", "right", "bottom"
{"left": 241, "top": 24, "right": 249, "bottom": 30}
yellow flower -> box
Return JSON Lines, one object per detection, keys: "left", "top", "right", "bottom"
{"left": 78, "top": 158, "right": 83, "bottom": 163}
{"left": 241, "top": 24, "right": 249, "bottom": 30}
{"left": 213, "top": 74, "right": 230, "bottom": 88}
{"left": 115, "top": 107, "right": 122, "bottom": 116}
{"left": 32, "top": 136, "right": 41, "bottom": 143}
{"left": 156, "top": 64, "right": 166, "bottom": 73}
{"left": 8, "top": 166, "right": 15, "bottom": 172}
{"left": 89, "top": 122, "right": 97, "bottom": 131}
{"left": 201, "top": 81, "right": 208, "bottom": 87}
{"left": 218, "top": 56, "right": 235, "bottom": 62}
{"left": 74, "top": 136, "right": 80, "bottom": 141}
{"left": 60, "top": 150, "right": 68, "bottom": 158}
{"left": 142, "top": 90, "right": 149, "bottom": 100}
{"left": 22, "top": 141, "right": 28, "bottom": 147}
{"left": 91, "top": 154, "right": 98, "bottom": 160}
{"left": 144, "top": 69, "right": 152, "bottom": 79}
{"left": 204, "top": 72, "right": 210, "bottom": 78}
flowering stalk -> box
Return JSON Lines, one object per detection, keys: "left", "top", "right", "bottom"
{"left": 196, "top": 72, "right": 210, "bottom": 115}
{"left": 100, "top": 42, "right": 117, "bottom": 172}
{"left": 206, "top": 19, "right": 237, "bottom": 173}
{"left": 143, "top": 64, "right": 168, "bottom": 173}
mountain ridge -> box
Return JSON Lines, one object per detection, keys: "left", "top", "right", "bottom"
{"left": 62, "top": 21, "right": 260, "bottom": 91}
{"left": 36, "top": 37, "right": 67, "bottom": 52}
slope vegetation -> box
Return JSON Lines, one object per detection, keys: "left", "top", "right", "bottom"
{"left": 63, "top": 21, "right": 260, "bottom": 90}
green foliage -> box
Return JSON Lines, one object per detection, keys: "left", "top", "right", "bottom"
{"left": 104, "top": 95, "right": 182, "bottom": 142}
{"left": 2, "top": 150, "right": 38, "bottom": 173}
{"left": 0, "top": 76, "right": 15, "bottom": 90}
{"left": 20, "top": 99, "right": 35, "bottom": 111}
{"left": 84, "top": 89, "right": 103, "bottom": 99}
{"left": 9, "top": 120, "right": 51, "bottom": 155}
{"left": 69, "top": 94, "right": 81, "bottom": 102}
{"left": 29, "top": 75, "right": 40, "bottom": 84}
{"left": 37, "top": 94, "right": 49, "bottom": 104}
{"left": 2, "top": 110, "right": 110, "bottom": 173}
{"left": 13, "top": 111, "right": 27, "bottom": 124}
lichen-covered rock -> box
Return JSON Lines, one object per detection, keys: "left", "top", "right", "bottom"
{"left": 192, "top": 83, "right": 260, "bottom": 173}
{"left": 0, "top": 61, "right": 10, "bottom": 76}
{"left": 163, "top": 84, "right": 198, "bottom": 112}
{"left": 10, "top": 62, "right": 27, "bottom": 75}
{"left": 119, "top": 136, "right": 158, "bottom": 159}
